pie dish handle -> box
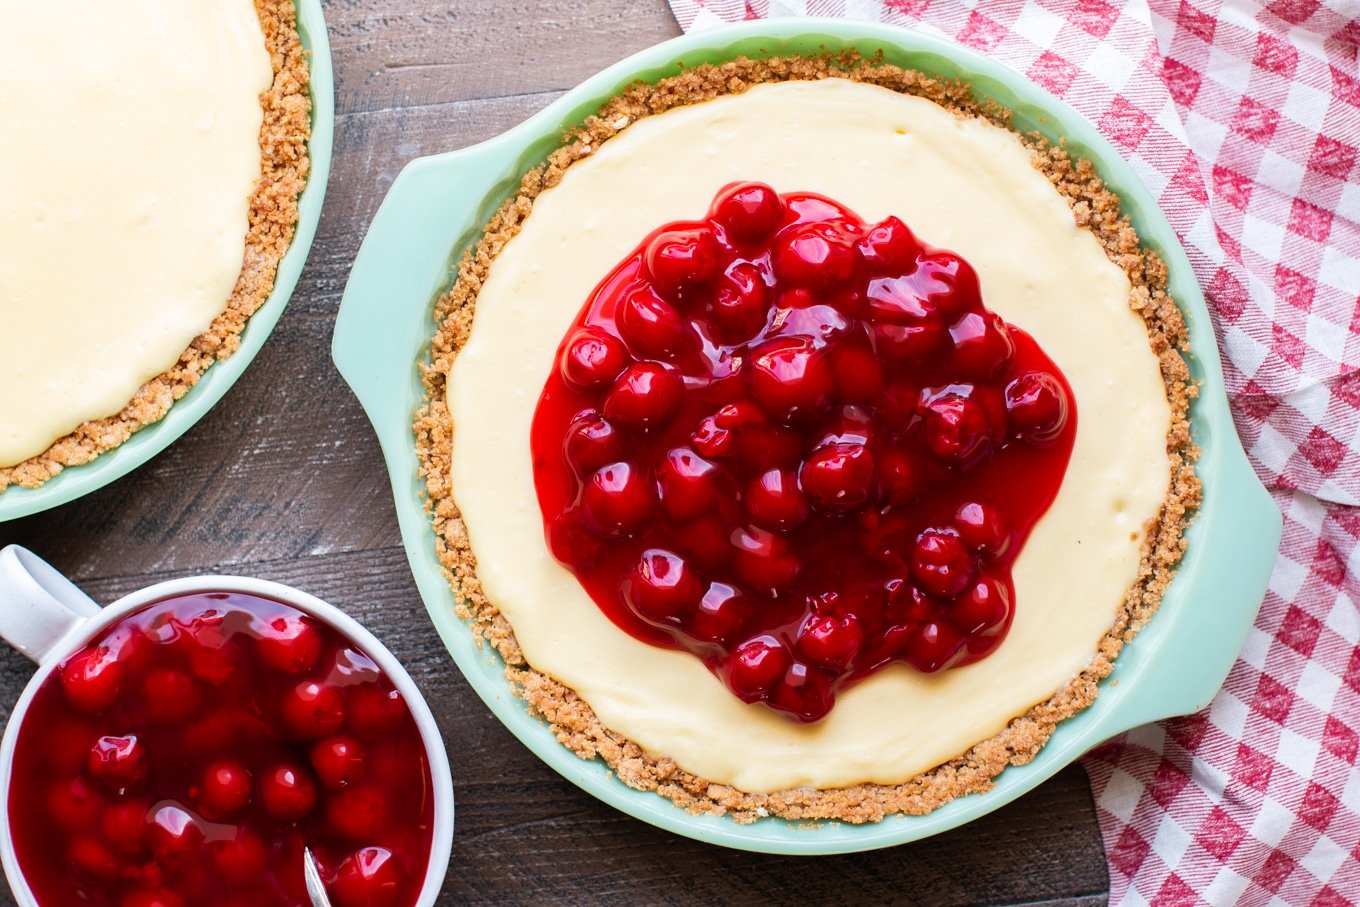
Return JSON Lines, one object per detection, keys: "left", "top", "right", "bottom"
{"left": 1091, "top": 430, "right": 1280, "bottom": 739}
{"left": 334, "top": 143, "right": 510, "bottom": 441}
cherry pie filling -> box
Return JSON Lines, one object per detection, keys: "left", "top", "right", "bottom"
{"left": 531, "top": 183, "right": 1076, "bottom": 723}
{"left": 8, "top": 593, "right": 433, "bottom": 907}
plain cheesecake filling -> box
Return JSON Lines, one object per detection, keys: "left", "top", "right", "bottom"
{"left": 0, "top": 0, "right": 273, "bottom": 467}
{"left": 448, "top": 79, "right": 1173, "bottom": 792}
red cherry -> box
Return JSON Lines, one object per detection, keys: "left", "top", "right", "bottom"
{"left": 68, "top": 835, "right": 121, "bottom": 881}
{"left": 915, "top": 250, "right": 981, "bottom": 318}
{"left": 874, "top": 318, "right": 948, "bottom": 364}
{"left": 826, "top": 286, "right": 867, "bottom": 318}
{"left": 783, "top": 193, "right": 846, "bottom": 222}
{"left": 48, "top": 777, "right": 105, "bottom": 831}
{"left": 104, "top": 628, "right": 152, "bottom": 673}
{"left": 622, "top": 549, "right": 703, "bottom": 625}
{"left": 602, "top": 362, "right": 682, "bottom": 431}
{"left": 197, "top": 759, "right": 252, "bottom": 818}
{"left": 711, "top": 261, "right": 771, "bottom": 342}
{"left": 326, "top": 785, "right": 388, "bottom": 841}
{"left": 911, "top": 529, "right": 975, "bottom": 599}
{"left": 140, "top": 666, "right": 200, "bottom": 724}
{"left": 657, "top": 447, "right": 725, "bottom": 522}
{"left": 773, "top": 221, "right": 861, "bottom": 290}
{"left": 46, "top": 716, "right": 97, "bottom": 775}
{"left": 311, "top": 735, "right": 368, "bottom": 790}
{"left": 282, "top": 680, "right": 347, "bottom": 739}
{"left": 800, "top": 443, "right": 876, "bottom": 513}
{"left": 866, "top": 275, "right": 936, "bottom": 324}
{"left": 950, "top": 575, "right": 1012, "bottom": 636}
{"left": 562, "top": 411, "right": 625, "bottom": 475}
{"left": 954, "top": 501, "right": 1010, "bottom": 557}
{"left": 209, "top": 828, "right": 268, "bottom": 877}
{"left": 346, "top": 685, "right": 407, "bottom": 738}
{"left": 767, "top": 661, "right": 836, "bottom": 722}
{"left": 147, "top": 804, "right": 205, "bottom": 864}
{"left": 691, "top": 401, "right": 766, "bottom": 460}
{"left": 581, "top": 461, "right": 656, "bottom": 538}
{"left": 257, "top": 614, "right": 323, "bottom": 674}
{"left": 877, "top": 377, "right": 921, "bottom": 422}
{"left": 746, "top": 336, "right": 835, "bottom": 424}
{"left": 618, "top": 288, "right": 689, "bottom": 357}
{"left": 833, "top": 342, "right": 885, "bottom": 403}
{"left": 179, "top": 606, "right": 225, "bottom": 638}
{"left": 798, "top": 613, "right": 864, "bottom": 671}
{"left": 724, "top": 637, "right": 791, "bottom": 702}
{"left": 101, "top": 797, "right": 150, "bottom": 858}
{"left": 878, "top": 446, "right": 928, "bottom": 505}
{"left": 121, "top": 891, "right": 186, "bottom": 907}
{"left": 775, "top": 287, "right": 817, "bottom": 312}
{"left": 950, "top": 310, "right": 1015, "bottom": 379}
{"left": 177, "top": 611, "right": 241, "bottom": 686}
{"left": 1005, "top": 371, "right": 1070, "bottom": 445}
{"left": 330, "top": 846, "right": 401, "bottom": 907}
{"left": 919, "top": 388, "right": 998, "bottom": 466}
{"left": 184, "top": 640, "right": 241, "bottom": 687}
{"left": 713, "top": 181, "right": 785, "bottom": 244}
{"left": 258, "top": 763, "right": 317, "bottom": 821}
{"left": 778, "top": 304, "right": 854, "bottom": 347}
{"left": 560, "top": 326, "right": 629, "bottom": 391}
{"left": 684, "top": 583, "right": 753, "bottom": 645}
{"left": 735, "top": 423, "right": 804, "bottom": 474}
{"left": 644, "top": 226, "right": 723, "bottom": 301}
{"left": 815, "top": 403, "right": 873, "bottom": 445}
{"left": 181, "top": 706, "right": 268, "bottom": 758}
{"left": 86, "top": 735, "right": 147, "bottom": 794}
{"left": 857, "top": 216, "right": 919, "bottom": 274}
{"left": 904, "top": 620, "right": 968, "bottom": 673}
{"left": 671, "top": 515, "right": 736, "bottom": 573}
{"left": 60, "top": 647, "right": 124, "bottom": 715}
{"left": 867, "top": 276, "right": 948, "bottom": 361}
{"left": 744, "top": 467, "right": 809, "bottom": 531}
{"left": 879, "top": 581, "right": 934, "bottom": 638}
{"left": 731, "top": 526, "right": 799, "bottom": 595}
{"left": 546, "top": 508, "right": 604, "bottom": 567}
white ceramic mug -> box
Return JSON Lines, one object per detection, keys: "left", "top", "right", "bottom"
{"left": 0, "top": 544, "right": 455, "bottom": 907}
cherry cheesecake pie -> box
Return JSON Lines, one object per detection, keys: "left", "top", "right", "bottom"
{"left": 0, "top": 0, "right": 310, "bottom": 492}
{"left": 416, "top": 56, "right": 1199, "bottom": 822}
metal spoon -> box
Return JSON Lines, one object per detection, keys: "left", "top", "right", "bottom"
{"left": 304, "top": 847, "right": 333, "bottom": 907}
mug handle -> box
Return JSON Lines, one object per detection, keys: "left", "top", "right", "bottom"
{"left": 0, "top": 545, "right": 101, "bottom": 665}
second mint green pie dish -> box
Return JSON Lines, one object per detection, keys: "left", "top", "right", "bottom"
{"left": 334, "top": 20, "right": 1281, "bottom": 854}
{"left": 0, "top": 0, "right": 334, "bottom": 523}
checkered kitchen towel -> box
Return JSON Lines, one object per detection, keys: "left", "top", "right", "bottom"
{"left": 667, "top": 1, "right": 1360, "bottom": 902}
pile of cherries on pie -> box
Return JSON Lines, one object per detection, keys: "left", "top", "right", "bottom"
{"left": 533, "top": 182, "right": 1076, "bottom": 722}
{"left": 9, "top": 593, "right": 433, "bottom": 907}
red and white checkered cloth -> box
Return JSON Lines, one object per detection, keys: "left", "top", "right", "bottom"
{"left": 666, "top": 1, "right": 1360, "bottom": 902}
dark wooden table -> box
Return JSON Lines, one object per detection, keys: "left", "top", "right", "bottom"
{"left": 0, "top": 2, "right": 1111, "bottom": 903}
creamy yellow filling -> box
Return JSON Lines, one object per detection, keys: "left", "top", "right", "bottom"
{"left": 448, "top": 79, "right": 1172, "bottom": 791}
{"left": 0, "top": 0, "right": 273, "bottom": 467}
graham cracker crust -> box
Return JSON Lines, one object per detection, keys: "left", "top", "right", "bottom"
{"left": 0, "top": 0, "right": 311, "bottom": 494}
{"left": 414, "top": 54, "right": 1201, "bottom": 823}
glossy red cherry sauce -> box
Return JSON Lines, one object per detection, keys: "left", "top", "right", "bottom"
{"left": 531, "top": 182, "right": 1077, "bottom": 722}
{"left": 8, "top": 592, "right": 433, "bottom": 907}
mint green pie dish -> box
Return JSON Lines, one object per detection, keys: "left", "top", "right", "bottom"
{"left": 0, "top": 0, "right": 334, "bottom": 523}
{"left": 334, "top": 19, "right": 1281, "bottom": 854}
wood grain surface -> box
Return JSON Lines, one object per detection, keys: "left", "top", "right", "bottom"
{"left": 0, "top": 1, "right": 1112, "bottom": 903}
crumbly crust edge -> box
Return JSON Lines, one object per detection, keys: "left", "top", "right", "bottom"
{"left": 0, "top": 0, "right": 311, "bottom": 493}
{"left": 414, "top": 54, "right": 1201, "bottom": 823}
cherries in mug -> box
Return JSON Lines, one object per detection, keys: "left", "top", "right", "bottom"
{"left": 7, "top": 590, "right": 436, "bottom": 907}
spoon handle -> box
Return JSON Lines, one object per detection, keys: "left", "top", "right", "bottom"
{"left": 304, "top": 847, "right": 333, "bottom": 907}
